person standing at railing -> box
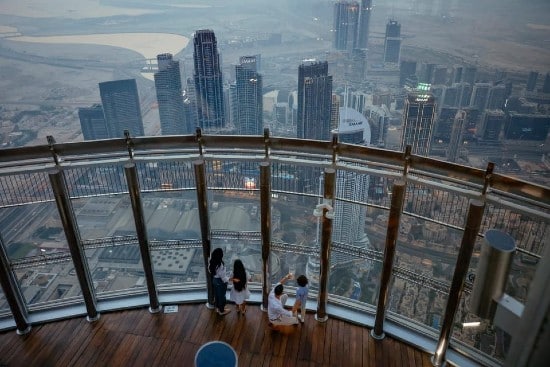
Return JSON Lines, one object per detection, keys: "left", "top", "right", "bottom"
{"left": 292, "top": 275, "right": 309, "bottom": 323}
{"left": 209, "top": 248, "right": 231, "bottom": 315}
{"left": 229, "top": 259, "right": 250, "bottom": 315}
{"left": 267, "top": 273, "right": 299, "bottom": 329}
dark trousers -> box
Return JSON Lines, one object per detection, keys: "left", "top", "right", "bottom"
{"left": 212, "top": 277, "right": 227, "bottom": 312}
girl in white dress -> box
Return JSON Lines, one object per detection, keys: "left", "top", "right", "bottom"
{"left": 230, "top": 259, "right": 250, "bottom": 314}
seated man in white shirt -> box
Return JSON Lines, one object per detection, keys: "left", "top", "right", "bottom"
{"left": 267, "top": 273, "right": 299, "bottom": 328}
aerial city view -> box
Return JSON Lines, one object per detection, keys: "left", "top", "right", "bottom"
{"left": 0, "top": 0, "right": 549, "bottom": 362}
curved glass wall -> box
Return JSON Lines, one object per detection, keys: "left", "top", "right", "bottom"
{"left": 0, "top": 134, "right": 548, "bottom": 366}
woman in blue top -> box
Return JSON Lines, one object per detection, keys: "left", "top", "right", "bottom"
{"left": 208, "top": 248, "right": 231, "bottom": 315}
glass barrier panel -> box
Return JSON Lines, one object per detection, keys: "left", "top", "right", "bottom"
{"left": 14, "top": 259, "right": 83, "bottom": 308}
{"left": 209, "top": 190, "right": 260, "bottom": 232}
{"left": 84, "top": 243, "right": 146, "bottom": 297}
{"left": 0, "top": 288, "right": 11, "bottom": 315}
{"left": 1, "top": 203, "right": 69, "bottom": 261}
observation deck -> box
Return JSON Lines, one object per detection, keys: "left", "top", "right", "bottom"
{"left": 0, "top": 130, "right": 548, "bottom": 366}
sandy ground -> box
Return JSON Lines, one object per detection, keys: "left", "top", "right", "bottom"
{"left": 11, "top": 33, "right": 189, "bottom": 60}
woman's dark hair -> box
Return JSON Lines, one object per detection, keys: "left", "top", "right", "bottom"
{"left": 232, "top": 259, "right": 247, "bottom": 292}
{"left": 297, "top": 275, "right": 308, "bottom": 287}
{"left": 208, "top": 248, "right": 224, "bottom": 275}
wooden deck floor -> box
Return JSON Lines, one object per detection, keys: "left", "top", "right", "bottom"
{"left": 0, "top": 303, "right": 434, "bottom": 366}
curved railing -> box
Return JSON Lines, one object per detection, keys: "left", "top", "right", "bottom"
{"left": 0, "top": 130, "right": 549, "bottom": 366}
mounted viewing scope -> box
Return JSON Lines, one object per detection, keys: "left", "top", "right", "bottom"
{"left": 469, "top": 229, "right": 516, "bottom": 319}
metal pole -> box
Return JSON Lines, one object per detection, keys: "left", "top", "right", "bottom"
{"left": 315, "top": 173, "right": 323, "bottom": 247}
{"left": 315, "top": 167, "right": 335, "bottom": 322}
{"left": 124, "top": 163, "right": 161, "bottom": 313}
{"left": 372, "top": 180, "right": 406, "bottom": 339}
{"left": 0, "top": 235, "right": 31, "bottom": 334}
{"left": 432, "top": 199, "right": 485, "bottom": 366}
{"left": 194, "top": 160, "right": 214, "bottom": 308}
{"left": 260, "top": 162, "right": 271, "bottom": 311}
{"left": 49, "top": 168, "right": 99, "bottom": 322}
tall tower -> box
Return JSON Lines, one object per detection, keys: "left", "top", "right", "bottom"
{"left": 356, "top": 0, "right": 372, "bottom": 49}
{"left": 383, "top": 19, "right": 401, "bottom": 64}
{"left": 447, "top": 109, "right": 466, "bottom": 162}
{"left": 297, "top": 60, "right": 333, "bottom": 141}
{"left": 400, "top": 84, "right": 436, "bottom": 156}
{"left": 78, "top": 104, "right": 108, "bottom": 140}
{"left": 154, "top": 53, "right": 189, "bottom": 135}
{"left": 99, "top": 79, "right": 144, "bottom": 138}
{"left": 469, "top": 83, "right": 492, "bottom": 111}
{"left": 193, "top": 29, "right": 225, "bottom": 132}
{"left": 333, "top": 1, "right": 360, "bottom": 53}
{"left": 332, "top": 107, "right": 370, "bottom": 249}
{"left": 526, "top": 71, "right": 539, "bottom": 92}
{"left": 235, "top": 56, "right": 263, "bottom": 135}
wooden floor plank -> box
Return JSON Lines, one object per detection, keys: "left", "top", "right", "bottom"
{"left": 0, "top": 303, "right": 436, "bottom": 367}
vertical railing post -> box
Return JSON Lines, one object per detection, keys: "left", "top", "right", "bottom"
{"left": 260, "top": 162, "right": 271, "bottom": 311}
{"left": 371, "top": 179, "right": 406, "bottom": 339}
{"left": 432, "top": 199, "right": 486, "bottom": 366}
{"left": 194, "top": 159, "right": 214, "bottom": 308}
{"left": 315, "top": 167, "right": 336, "bottom": 322}
{"left": 124, "top": 163, "right": 161, "bottom": 313}
{"left": 0, "top": 235, "right": 31, "bottom": 334}
{"left": 49, "top": 168, "right": 99, "bottom": 322}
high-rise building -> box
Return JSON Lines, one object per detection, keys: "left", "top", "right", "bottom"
{"left": 451, "top": 65, "right": 463, "bottom": 84}
{"left": 543, "top": 73, "right": 550, "bottom": 93}
{"left": 441, "top": 85, "right": 459, "bottom": 108}
{"left": 367, "top": 104, "right": 390, "bottom": 147}
{"left": 447, "top": 109, "right": 466, "bottom": 162}
{"left": 504, "top": 113, "right": 550, "bottom": 141}
{"left": 383, "top": 20, "right": 401, "bottom": 63}
{"left": 400, "top": 60, "right": 417, "bottom": 87}
{"left": 462, "top": 66, "right": 477, "bottom": 85}
{"left": 526, "top": 71, "right": 539, "bottom": 92}
{"left": 78, "top": 104, "right": 108, "bottom": 140}
{"left": 400, "top": 84, "right": 436, "bottom": 156}
{"left": 356, "top": 0, "right": 372, "bottom": 49}
{"left": 234, "top": 57, "right": 263, "bottom": 135}
{"left": 432, "top": 66, "right": 448, "bottom": 85}
{"left": 434, "top": 107, "right": 458, "bottom": 143}
{"left": 456, "top": 82, "right": 472, "bottom": 108}
{"left": 333, "top": 1, "right": 360, "bottom": 53}
{"left": 332, "top": 107, "right": 370, "bottom": 249}
{"left": 154, "top": 53, "right": 189, "bottom": 135}
{"left": 479, "top": 110, "right": 505, "bottom": 141}
{"left": 193, "top": 29, "right": 225, "bottom": 131}
{"left": 297, "top": 61, "right": 333, "bottom": 141}
{"left": 487, "top": 85, "right": 507, "bottom": 110}
{"left": 99, "top": 79, "right": 144, "bottom": 138}
{"left": 470, "top": 83, "right": 492, "bottom": 111}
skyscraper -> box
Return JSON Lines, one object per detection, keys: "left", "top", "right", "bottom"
{"left": 479, "top": 110, "right": 505, "bottom": 141}
{"left": 154, "top": 53, "right": 189, "bottom": 135}
{"left": 99, "top": 79, "right": 144, "bottom": 138}
{"left": 297, "top": 61, "right": 333, "bottom": 141}
{"left": 526, "top": 71, "right": 539, "bottom": 92}
{"left": 234, "top": 56, "right": 263, "bottom": 135}
{"left": 333, "top": 1, "right": 360, "bottom": 53}
{"left": 356, "top": 0, "right": 372, "bottom": 49}
{"left": 78, "top": 104, "right": 108, "bottom": 140}
{"left": 447, "top": 110, "right": 466, "bottom": 162}
{"left": 193, "top": 29, "right": 225, "bottom": 131}
{"left": 383, "top": 19, "right": 401, "bottom": 63}
{"left": 332, "top": 107, "right": 370, "bottom": 250}
{"left": 400, "top": 84, "right": 436, "bottom": 156}
{"left": 469, "top": 83, "right": 492, "bottom": 111}
{"left": 400, "top": 60, "right": 417, "bottom": 87}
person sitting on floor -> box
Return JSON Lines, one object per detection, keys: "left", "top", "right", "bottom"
{"left": 267, "top": 273, "right": 299, "bottom": 329}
